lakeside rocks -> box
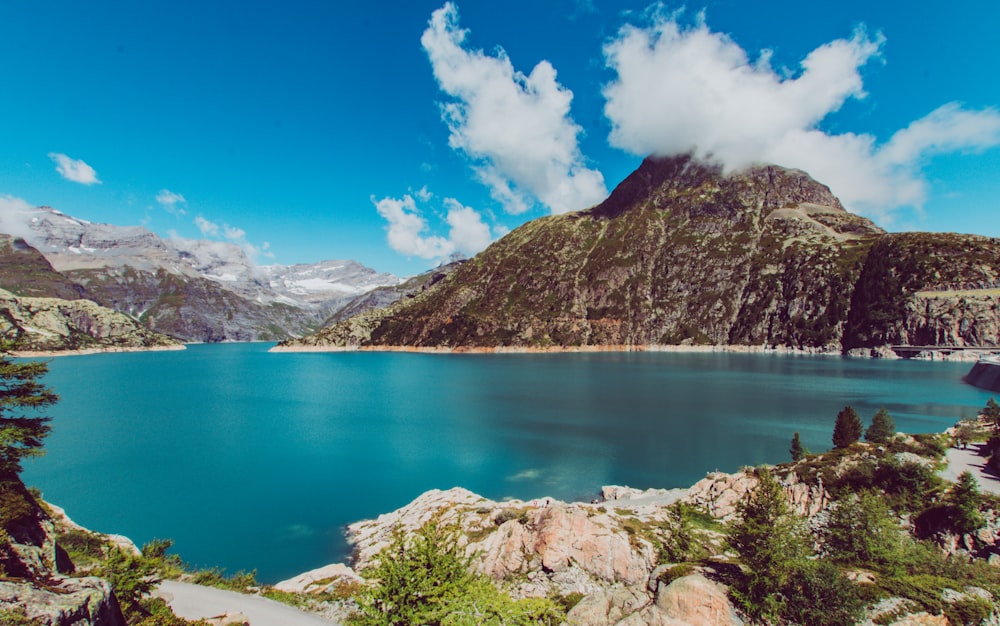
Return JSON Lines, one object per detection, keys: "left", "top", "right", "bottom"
{"left": 306, "top": 470, "right": 834, "bottom": 624}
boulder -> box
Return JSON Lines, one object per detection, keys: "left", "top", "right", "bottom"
{"left": 0, "top": 576, "right": 125, "bottom": 626}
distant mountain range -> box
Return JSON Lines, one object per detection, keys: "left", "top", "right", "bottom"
{"left": 280, "top": 155, "right": 1000, "bottom": 355}
{"left": 0, "top": 205, "right": 403, "bottom": 343}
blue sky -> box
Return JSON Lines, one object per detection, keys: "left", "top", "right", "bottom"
{"left": 1, "top": 1, "right": 998, "bottom": 277}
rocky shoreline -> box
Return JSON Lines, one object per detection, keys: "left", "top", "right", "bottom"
{"left": 11, "top": 343, "right": 187, "bottom": 358}
{"left": 271, "top": 341, "right": 999, "bottom": 361}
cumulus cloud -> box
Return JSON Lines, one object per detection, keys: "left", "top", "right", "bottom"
{"left": 602, "top": 13, "right": 1000, "bottom": 220}
{"left": 156, "top": 189, "right": 187, "bottom": 216}
{"left": 422, "top": 3, "right": 607, "bottom": 215}
{"left": 48, "top": 152, "right": 101, "bottom": 185}
{"left": 374, "top": 192, "right": 496, "bottom": 261}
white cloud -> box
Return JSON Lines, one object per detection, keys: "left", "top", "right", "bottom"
{"left": 422, "top": 3, "right": 607, "bottom": 215}
{"left": 444, "top": 198, "right": 493, "bottom": 254}
{"left": 0, "top": 195, "right": 38, "bottom": 240}
{"left": 223, "top": 224, "right": 246, "bottom": 241}
{"left": 191, "top": 215, "right": 270, "bottom": 260}
{"left": 374, "top": 192, "right": 496, "bottom": 261}
{"left": 48, "top": 152, "right": 101, "bottom": 185}
{"left": 194, "top": 216, "right": 219, "bottom": 237}
{"left": 156, "top": 189, "right": 187, "bottom": 216}
{"left": 602, "top": 14, "right": 1000, "bottom": 220}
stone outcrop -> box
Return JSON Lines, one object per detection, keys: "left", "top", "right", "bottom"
{"left": 0, "top": 477, "right": 125, "bottom": 625}
{"left": 0, "top": 577, "right": 123, "bottom": 626}
{"left": 337, "top": 472, "right": 832, "bottom": 622}
{"left": 0, "top": 287, "right": 181, "bottom": 353}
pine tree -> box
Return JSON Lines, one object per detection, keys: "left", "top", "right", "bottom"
{"left": 864, "top": 408, "right": 896, "bottom": 444}
{"left": 832, "top": 405, "right": 863, "bottom": 449}
{"left": 0, "top": 347, "right": 57, "bottom": 478}
{"left": 727, "top": 467, "right": 809, "bottom": 620}
{"left": 950, "top": 471, "right": 984, "bottom": 534}
{"left": 789, "top": 432, "right": 805, "bottom": 461}
{"left": 983, "top": 397, "right": 1000, "bottom": 432}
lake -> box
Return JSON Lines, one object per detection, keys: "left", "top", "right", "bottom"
{"left": 20, "top": 343, "right": 994, "bottom": 583}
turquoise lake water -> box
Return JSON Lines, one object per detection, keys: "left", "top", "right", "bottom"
{"left": 19, "top": 343, "right": 996, "bottom": 583}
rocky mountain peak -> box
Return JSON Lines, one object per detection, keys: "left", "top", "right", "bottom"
{"left": 591, "top": 153, "right": 844, "bottom": 221}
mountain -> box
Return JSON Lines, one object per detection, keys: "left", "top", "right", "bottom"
{"left": 279, "top": 154, "right": 1000, "bottom": 354}
{"left": 0, "top": 205, "right": 400, "bottom": 342}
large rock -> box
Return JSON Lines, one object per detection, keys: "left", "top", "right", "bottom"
{"left": 0, "top": 577, "right": 125, "bottom": 626}
{"left": 346, "top": 488, "right": 661, "bottom": 598}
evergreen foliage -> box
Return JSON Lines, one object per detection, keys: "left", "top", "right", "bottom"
{"left": 984, "top": 397, "right": 1000, "bottom": 431}
{"left": 832, "top": 405, "right": 863, "bottom": 449}
{"left": 789, "top": 431, "right": 805, "bottom": 461}
{"left": 949, "top": 471, "right": 985, "bottom": 535}
{"left": 780, "top": 560, "right": 865, "bottom": 626}
{"left": 351, "top": 522, "right": 562, "bottom": 626}
{"left": 865, "top": 407, "right": 896, "bottom": 443}
{"left": 820, "top": 491, "right": 903, "bottom": 566}
{"left": 0, "top": 347, "right": 57, "bottom": 478}
{"left": 726, "top": 467, "right": 810, "bottom": 620}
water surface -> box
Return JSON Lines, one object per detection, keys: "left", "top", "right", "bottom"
{"left": 21, "top": 344, "right": 992, "bottom": 582}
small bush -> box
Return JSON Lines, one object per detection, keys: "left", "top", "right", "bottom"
{"left": 494, "top": 509, "right": 528, "bottom": 526}
{"left": 57, "top": 529, "right": 108, "bottom": 565}
{"left": 945, "top": 595, "right": 995, "bottom": 626}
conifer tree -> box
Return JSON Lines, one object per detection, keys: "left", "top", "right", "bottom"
{"left": 984, "top": 397, "right": 1000, "bottom": 432}
{"left": 727, "top": 467, "right": 809, "bottom": 620}
{"left": 789, "top": 432, "right": 805, "bottom": 462}
{"left": 832, "top": 405, "right": 863, "bottom": 449}
{"left": 0, "top": 347, "right": 57, "bottom": 478}
{"left": 864, "top": 408, "right": 896, "bottom": 444}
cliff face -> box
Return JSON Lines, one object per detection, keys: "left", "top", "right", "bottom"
{"left": 0, "top": 288, "right": 180, "bottom": 353}
{"left": 285, "top": 156, "right": 1000, "bottom": 353}
{"left": 844, "top": 233, "right": 1000, "bottom": 350}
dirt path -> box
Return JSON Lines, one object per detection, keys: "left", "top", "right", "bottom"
{"left": 156, "top": 580, "right": 339, "bottom": 626}
{"left": 939, "top": 444, "right": 1000, "bottom": 495}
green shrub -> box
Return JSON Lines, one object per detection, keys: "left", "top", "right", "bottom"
{"left": 350, "top": 522, "right": 564, "bottom": 626}
{"left": 57, "top": 528, "right": 108, "bottom": 565}
{"left": 493, "top": 509, "right": 529, "bottom": 526}
{"left": 780, "top": 560, "right": 865, "bottom": 626}
{"left": 945, "top": 595, "right": 995, "bottom": 626}
{"left": 821, "top": 491, "right": 904, "bottom": 567}
{"left": 98, "top": 547, "right": 160, "bottom": 618}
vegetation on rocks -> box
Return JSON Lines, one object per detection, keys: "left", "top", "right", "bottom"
{"left": 284, "top": 155, "right": 1000, "bottom": 354}
{"left": 349, "top": 523, "right": 563, "bottom": 626}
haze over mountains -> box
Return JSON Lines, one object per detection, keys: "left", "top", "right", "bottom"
{"left": 0, "top": 204, "right": 402, "bottom": 343}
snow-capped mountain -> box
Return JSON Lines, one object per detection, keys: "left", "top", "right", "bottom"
{"left": 0, "top": 204, "right": 402, "bottom": 341}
